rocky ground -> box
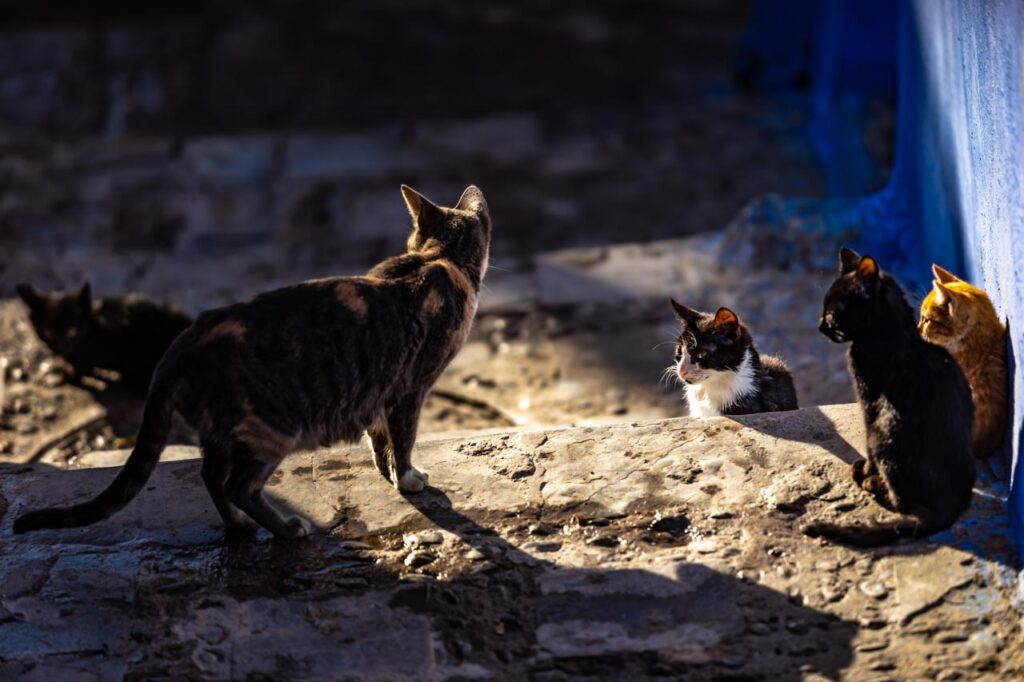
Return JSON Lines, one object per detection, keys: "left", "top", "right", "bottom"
{"left": 0, "top": 405, "right": 1019, "bottom": 681}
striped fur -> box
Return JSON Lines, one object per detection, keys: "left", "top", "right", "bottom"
{"left": 14, "top": 185, "right": 491, "bottom": 539}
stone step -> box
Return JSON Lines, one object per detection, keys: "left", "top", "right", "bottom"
{"left": 0, "top": 402, "right": 1016, "bottom": 679}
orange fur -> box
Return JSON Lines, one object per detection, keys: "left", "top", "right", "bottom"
{"left": 919, "top": 264, "right": 1009, "bottom": 457}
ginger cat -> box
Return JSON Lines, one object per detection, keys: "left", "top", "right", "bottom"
{"left": 919, "top": 264, "right": 1009, "bottom": 458}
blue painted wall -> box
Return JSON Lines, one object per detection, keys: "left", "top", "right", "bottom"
{"left": 900, "top": 0, "right": 1024, "bottom": 554}
{"left": 743, "top": 0, "right": 1024, "bottom": 556}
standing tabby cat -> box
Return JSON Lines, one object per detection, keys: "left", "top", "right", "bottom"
{"left": 14, "top": 185, "right": 491, "bottom": 539}
{"left": 804, "top": 248, "right": 975, "bottom": 546}
{"left": 669, "top": 300, "right": 798, "bottom": 416}
{"left": 919, "top": 264, "right": 1008, "bottom": 458}
{"left": 15, "top": 283, "right": 192, "bottom": 389}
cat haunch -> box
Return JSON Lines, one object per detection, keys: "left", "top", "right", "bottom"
{"left": 14, "top": 184, "right": 491, "bottom": 540}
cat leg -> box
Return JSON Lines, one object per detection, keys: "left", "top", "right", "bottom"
{"left": 367, "top": 420, "right": 392, "bottom": 481}
{"left": 225, "top": 442, "right": 310, "bottom": 539}
{"left": 861, "top": 474, "right": 898, "bottom": 512}
{"left": 387, "top": 393, "right": 429, "bottom": 493}
{"left": 851, "top": 458, "right": 876, "bottom": 486}
{"left": 200, "top": 442, "right": 249, "bottom": 528}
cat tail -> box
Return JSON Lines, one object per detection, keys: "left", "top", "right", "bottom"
{"left": 13, "top": 381, "right": 177, "bottom": 533}
{"left": 801, "top": 503, "right": 968, "bottom": 548}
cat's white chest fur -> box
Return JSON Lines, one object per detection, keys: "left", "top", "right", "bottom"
{"left": 684, "top": 350, "right": 756, "bottom": 417}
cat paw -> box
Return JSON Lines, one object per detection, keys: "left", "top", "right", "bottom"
{"left": 397, "top": 467, "right": 429, "bottom": 493}
{"left": 281, "top": 515, "right": 313, "bottom": 539}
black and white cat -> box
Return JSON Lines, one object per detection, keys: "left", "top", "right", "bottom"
{"left": 669, "top": 300, "right": 798, "bottom": 417}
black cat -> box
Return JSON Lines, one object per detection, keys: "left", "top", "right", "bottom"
{"left": 14, "top": 185, "right": 491, "bottom": 539}
{"left": 669, "top": 301, "right": 798, "bottom": 416}
{"left": 803, "top": 248, "right": 976, "bottom": 546}
{"left": 15, "top": 283, "right": 192, "bottom": 390}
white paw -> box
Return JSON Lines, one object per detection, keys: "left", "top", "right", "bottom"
{"left": 397, "top": 467, "right": 429, "bottom": 493}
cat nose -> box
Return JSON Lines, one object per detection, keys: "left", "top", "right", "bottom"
{"left": 818, "top": 316, "right": 830, "bottom": 335}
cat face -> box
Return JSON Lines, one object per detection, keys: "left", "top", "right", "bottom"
{"left": 16, "top": 282, "right": 94, "bottom": 360}
{"left": 819, "top": 247, "right": 882, "bottom": 343}
{"left": 918, "top": 264, "right": 980, "bottom": 348}
{"left": 401, "top": 185, "right": 491, "bottom": 278}
{"left": 670, "top": 300, "right": 750, "bottom": 383}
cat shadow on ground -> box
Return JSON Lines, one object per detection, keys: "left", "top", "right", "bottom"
{"left": 400, "top": 486, "right": 858, "bottom": 680}
{"left": 1, "top": 460, "right": 856, "bottom": 681}
{"left": 730, "top": 406, "right": 1017, "bottom": 567}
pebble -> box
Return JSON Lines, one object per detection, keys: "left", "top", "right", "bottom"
{"left": 528, "top": 523, "right": 557, "bottom": 536}
{"left": 522, "top": 540, "right": 561, "bottom": 552}
{"left": 935, "top": 632, "right": 968, "bottom": 644}
{"left": 470, "top": 560, "right": 498, "bottom": 575}
{"left": 748, "top": 623, "right": 771, "bottom": 635}
{"left": 935, "top": 669, "right": 962, "bottom": 681}
{"left": 856, "top": 638, "right": 889, "bottom": 652}
{"left": 833, "top": 501, "right": 857, "bottom": 512}
{"left": 649, "top": 513, "right": 689, "bottom": 536}
{"left": 820, "top": 586, "right": 844, "bottom": 603}
{"left": 465, "top": 548, "right": 487, "bottom": 561}
{"left": 690, "top": 539, "right": 718, "bottom": 554}
{"left": 398, "top": 573, "right": 436, "bottom": 583}
{"left": 859, "top": 617, "right": 887, "bottom": 630}
{"left": 17, "top": 423, "right": 37, "bottom": 434}
{"left": 42, "top": 373, "right": 64, "bottom": 388}
{"left": 403, "top": 531, "right": 443, "bottom": 548}
{"left": 708, "top": 510, "right": 733, "bottom": 520}
{"left": 0, "top": 439, "right": 11, "bottom": 454}
{"left": 858, "top": 581, "right": 888, "bottom": 599}
{"left": 404, "top": 550, "right": 436, "bottom": 568}
{"left": 585, "top": 536, "right": 620, "bottom": 548}
{"left": 776, "top": 565, "right": 793, "bottom": 578}
{"left": 39, "top": 406, "right": 57, "bottom": 421}
{"left": 814, "top": 560, "right": 839, "bottom": 572}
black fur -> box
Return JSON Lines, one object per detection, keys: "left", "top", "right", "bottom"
{"left": 14, "top": 185, "right": 491, "bottom": 539}
{"left": 670, "top": 300, "right": 798, "bottom": 415}
{"left": 15, "top": 282, "right": 192, "bottom": 389}
{"left": 803, "top": 248, "right": 976, "bottom": 547}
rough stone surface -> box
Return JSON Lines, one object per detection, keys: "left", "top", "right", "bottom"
{"left": 0, "top": 404, "right": 1019, "bottom": 680}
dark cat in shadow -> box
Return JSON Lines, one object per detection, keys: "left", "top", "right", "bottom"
{"left": 803, "top": 248, "right": 975, "bottom": 547}
{"left": 14, "top": 185, "right": 491, "bottom": 540}
{"left": 15, "top": 282, "right": 193, "bottom": 390}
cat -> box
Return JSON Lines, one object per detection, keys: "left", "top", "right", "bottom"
{"left": 14, "top": 185, "right": 491, "bottom": 539}
{"left": 668, "top": 300, "right": 798, "bottom": 417}
{"left": 919, "top": 264, "right": 1009, "bottom": 458}
{"left": 803, "top": 248, "right": 976, "bottom": 547}
{"left": 15, "top": 282, "right": 193, "bottom": 390}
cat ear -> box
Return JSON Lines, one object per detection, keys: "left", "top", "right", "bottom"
{"left": 400, "top": 185, "right": 442, "bottom": 223}
{"left": 933, "top": 281, "right": 956, "bottom": 311}
{"left": 670, "top": 299, "right": 699, "bottom": 325}
{"left": 839, "top": 247, "right": 862, "bottom": 274}
{"left": 75, "top": 282, "right": 92, "bottom": 312}
{"left": 455, "top": 185, "right": 488, "bottom": 214}
{"left": 14, "top": 283, "right": 41, "bottom": 307}
{"left": 853, "top": 255, "right": 880, "bottom": 295}
{"left": 931, "top": 264, "right": 960, "bottom": 284}
{"left": 711, "top": 307, "right": 740, "bottom": 334}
